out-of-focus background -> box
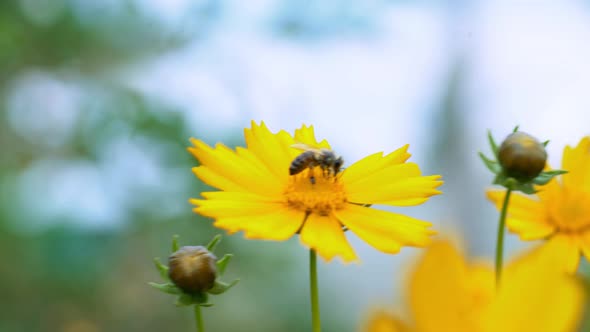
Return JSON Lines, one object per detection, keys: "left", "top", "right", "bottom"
{"left": 2, "top": 1, "right": 590, "bottom": 331}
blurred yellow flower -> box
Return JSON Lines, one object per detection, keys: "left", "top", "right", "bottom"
{"left": 363, "top": 240, "right": 585, "bottom": 332}
{"left": 487, "top": 136, "right": 590, "bottom": 273}
{"left": 188, "top": 121, "right": 443, "bottom": 262}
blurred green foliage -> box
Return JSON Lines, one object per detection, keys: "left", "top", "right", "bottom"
{"left": 0, "top": 1, "right": 310, "bottom": 331}
{"left": 0, "top": 0, "right": 187, "bottom": 81}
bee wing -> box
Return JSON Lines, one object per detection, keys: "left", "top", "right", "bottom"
{"left": 291, "top": 143, "right": 320, "bottom": 152}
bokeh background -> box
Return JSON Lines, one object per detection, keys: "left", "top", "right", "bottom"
{"left": 2, "top": 0, "right": 590, "bottom": 331}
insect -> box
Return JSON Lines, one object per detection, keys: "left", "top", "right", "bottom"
{"left": 289, "top": 143, "right": 343, "bottom": 183}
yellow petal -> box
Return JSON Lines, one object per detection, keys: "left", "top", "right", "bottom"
{"left": 486, "top": 190, "right": 554, "bottom": 240}
{"left": 346, "top": 171, "right": 443, "bottom": 207}
{"left": 209, "top": 205, "right": 304, "bottom": 241}
{"left": 341, "top": 145, "right": 411, "bottom": 185}
{"left": 190, "top": 191, "right": 281, "bottom": 218}
{"left": 199, "top": 191, "right": 279, "bottom": 201}
{"left": 293, "top": 124, "right": 331, "bottom": 149}
{"left": 534, "top": 169, "right": 562, "bottom": 203}
{"left": 561, "top": 136, "right": 590, "bottom": 190}
{"left": 347, "top": 162, "right": 420, "bottom": 187}
{"left": 191, "top": 166, "right": 245, "bottom": 192}
{"left": 505, "top": 217, "right": 555, "bottom": 240}
{"left": 483, "top": 242, "right": 585, "bottom": 332}
{"left": 300, "top": 214, "right": 357, "bottom": 262}
{"left": 579, "top": 231, "right": 590, "bottom": 262}
{"left": 543, "top": 235, "right": 581, "bottom": 274}
{"left": 334, "top": 205, "right": 434, "bottom": 254}
{"left": 408, "top": 241, "right": 474, "bottom": 332}
{"left": 236, "top": 146, "right": 288, "bottom": 188}
{"left": 362, "top": 310, "right": 413, "bottom": 332}
{"left": 243, "top": 121, "right": 300, "bottom": 180}
{"left": 188, "top": 138, "right": 283, "bottom": 195}
{"left": 486, "top": 190, "right": 544, "bottom": 219}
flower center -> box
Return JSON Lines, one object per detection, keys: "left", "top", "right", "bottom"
{"left": 283, "top": 167, "right": 347, "bottom": 216}
{"left": 549, "top": 188, "right": 590, "bottom": 232}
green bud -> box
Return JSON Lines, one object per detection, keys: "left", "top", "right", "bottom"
{"left": 498, "top": 132, "right": 547, "bottom": 182}
{"left": 151, "top": 235, "right": 238, "bottom": 307}
{"left": 168, "top": 246, "right": 217, "bottom": 295}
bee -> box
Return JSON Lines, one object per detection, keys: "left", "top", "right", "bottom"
{"left": 289, "top": 143, "right": 343, "bottom": 183}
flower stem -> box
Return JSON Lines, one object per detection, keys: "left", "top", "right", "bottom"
{"left": 309, "top": 249, "right": 322, "bottom": 332}
{"left": 194, "top": 305, "right": 204, "bottom": 332}
{"left": 495, "top": 188, "right": 512, "bottom": 285}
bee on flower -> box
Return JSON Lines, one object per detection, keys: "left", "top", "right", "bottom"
{"left": 288, "top": 143, "right": 343, "bottom": 184}
{"left": 187, "top": 121, "right": 443, "bottom": 262}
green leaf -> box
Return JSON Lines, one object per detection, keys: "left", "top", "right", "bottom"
{"left": 206, "top": 235, "right": 222, "bottom": 252}
{"left": 542, "top": 169, "right": 567, "bottom": 176}
{"left": 493, "top": 173, "right": 509, "bottom": 186}
{"left": 493, "top": 174, "right": 535, "bottom": 193}
{"left": 514, "top": 182, "right": 536, "bottom": 195}
{"left": 149, "top": 282, "right": 180, "bottom": 295}
{"left": 172, "top": 234, "right": 180, "bottom": 252}
{"left": 542, "top": 140, "right": 550, "bottom": 147}
{"left": 487, "top": 130, "right": 499, "bottom": 156}
{"left": 193, "top": 292, "right": 208, "bottom": 304}
{"left": 208, "top": 279, "right": 240, "bottom": 295}
{"left": 216, "top": 254, "right": 233, "bottom": 276}
{"left": 175, "top": 293, "right": 194, "bottom": 307}
{"left": 533, "top": 175, "right": 553, "bottom": 186}
{"left": 512, "top": 125, "right": 520, "bottom": 133}
{"left": 154, "top": 258, "right": 169, "bottom": 281}
{"left": 533, "top": 169, "right": 567, "bottom": 185}
{"left": 479, "top": 152, "right": 501, "bottom": 174}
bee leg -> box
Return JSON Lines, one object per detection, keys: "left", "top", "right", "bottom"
{"left": 308, "top": 166, "right": 316, "bottom": 185}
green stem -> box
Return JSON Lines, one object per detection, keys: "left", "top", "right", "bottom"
{"left": 495, "top": 188, "right": 512, "bottom": 285}
{"left": 309, "top": 249, "right": 321, "bottom": 332}
{"left": 194, "top": 305, "right": 204, "bottom": 332}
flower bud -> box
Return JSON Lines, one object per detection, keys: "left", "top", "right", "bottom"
{"left": 168, "top": 246, "right": 217, "bottom": 294}
{"left": 498, "top": 131, "right": 547, "bottom": 181}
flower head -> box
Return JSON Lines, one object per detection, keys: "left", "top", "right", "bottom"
{"left": 498, "top": 131, "right": 547, "bottom": 181}
{"left": 188, "top": 121, "right": 443, "bottom": 262}
{"left": 150, "top": 235, "right": 238, "bottom": 307}
{"left": 480, "top": 128, "right": 563, "bottom": 194}
{"left": 168, "top": 246, "right": 217, "bottom": 294}
{"left": 362, "top": 240, "right": 585, "bottom": 332}
{"left": 487, "top": 136, "right": 590, "bottom": 273}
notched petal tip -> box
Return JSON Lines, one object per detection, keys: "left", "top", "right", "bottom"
{"left": 188, "top": 137, "right": 201, "bottom": 146}
{"left": 430, "top": 188, "right": 444, "bottom": 196}
{"left": 250, "top": 120, "right": 267, "bottom": 129}
{"left": 188, "top": 198, "right": 203, "bottom": 205}
{"left": 426, "top": 229, "right": 438, "bottom": 236}
{"left": 212, "top": 221, "right": 240, "bottom": 235}
{"left": 311, "top": 246, "right": 359, "bottom": 264}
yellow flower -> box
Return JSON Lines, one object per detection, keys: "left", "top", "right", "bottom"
{"left": 188, "top": 121, "right": 443, "bottom": 262}
{"left": 487, "top": 136, "right": 590, "bottom": 273}
{"left": 362, "top": 240, "right": 585, "bottom": 332}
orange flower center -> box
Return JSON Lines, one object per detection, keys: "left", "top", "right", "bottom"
{"left": 283, "top": 167, "right": 347, "bottom": 216}
{"left": 549, "top": 188, "right": 590, "bottom": 232}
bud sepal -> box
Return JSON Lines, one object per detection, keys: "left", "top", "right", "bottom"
{"left": 479, "top": 127, "right": 566, "bottom": 194}
{"left": 149, "top": 235, "right": 239, "bottom": 307}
